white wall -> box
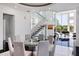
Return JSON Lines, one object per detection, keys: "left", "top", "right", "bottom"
{"left": 0, "top": 5, "right": 31, "bottom": 50}
{"left": 25, "top": 11, "right": 31, "bottom": 35}
{"left": 0, "top": 8, "right": 3, "bottom": 50}
{"left": 76, "top": 8, "right": 79, "bottom": 46}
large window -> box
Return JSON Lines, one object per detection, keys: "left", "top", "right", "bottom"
{"left": 62, "top": 14, "right": 68, "bottom": 25}
{"left": 55, "top": 10, "right": 76, "bottom": 32}
{"left": 69, "top": 13, "right": 75, "bottom": 25}
{"left": 56, "top": 13, "right": 62, "bottom": 25}
{"left": 56, "top": 13, "right": 68, "bottom": 26}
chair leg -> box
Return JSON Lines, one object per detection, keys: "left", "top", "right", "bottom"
{"left": 68, "top": 41, "right": 69, "bottom": 47}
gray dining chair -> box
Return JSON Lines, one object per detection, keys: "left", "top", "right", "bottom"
{"left": 0, "top": 37, "right": 13, "bottom": 56}
{"left": 13, "top": 41, "right": 32, "bottom": 56}
{"left": 8, "top": 37, "right": 14, "bottom": 56}
{"left": 34, "top": 40, "right": 49, "bottom": 56}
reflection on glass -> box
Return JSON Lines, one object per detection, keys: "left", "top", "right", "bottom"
{"left": 69, "top": 13, "right": 75, "bottom": 17}
{"left": 69, "top": 20, "right": 74, "bottom": 24}
{"left": 56, "top": 13, "right": 62, "bottom": 25}
{"left": 62, "top": 14, "right": 68, "bottom": 25}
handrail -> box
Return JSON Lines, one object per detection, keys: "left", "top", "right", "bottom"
{"left": 35, "top": 12, "right": 46, "bottom": 19}
{"left": 31, "top": 12, "right": 48, "bottom": 31}
{"left": 31, "top": 11, "right": 48, "bottom": 36}
{"left": 34, "top": 12, "right": 48, "bottom": 21}
{"left": 31, "top": 20, "right": 46, "bottom": 33}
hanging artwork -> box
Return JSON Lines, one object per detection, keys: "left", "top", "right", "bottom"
{"left": 48, "top": 25, "right": 53, "bottom": 29}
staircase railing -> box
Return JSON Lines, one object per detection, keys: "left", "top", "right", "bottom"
{"left": 31, "top": 12, "right": 48, "bottom": 36}
{"left": 35, "top": 12, "right": 47, "bottom": 20}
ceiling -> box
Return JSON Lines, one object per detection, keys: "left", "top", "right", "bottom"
{"left": 19, "top": 3, "right": 79, "bottom": 12}
{"left": 0, "top": 3, "right": 79, "bottom": 12}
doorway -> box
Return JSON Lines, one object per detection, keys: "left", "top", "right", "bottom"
{"left": 3, "top": 13, "right": 15, "bottom": 41}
